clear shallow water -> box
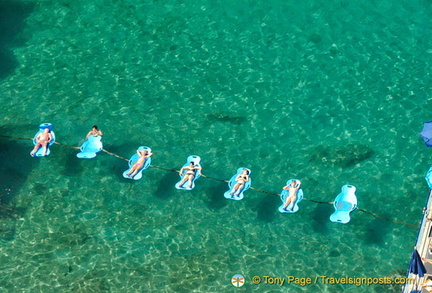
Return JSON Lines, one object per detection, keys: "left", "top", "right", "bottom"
{"left": 1, "top": 0, "right": 432, "bottom": 292}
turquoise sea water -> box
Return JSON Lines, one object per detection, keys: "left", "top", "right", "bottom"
{"left": 1, "top": 0, "right": 432, "bottom": 292}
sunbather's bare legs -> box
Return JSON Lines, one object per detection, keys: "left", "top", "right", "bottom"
{"left": 230, "top": 182, "right": 244, "bottom": 196}
{"left": 178, "top": 173, "right": 194, "bottom": 187}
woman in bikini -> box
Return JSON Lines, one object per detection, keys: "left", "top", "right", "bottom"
{"left": 229, "top": 169, "right": 250, "bottom": 196}
{"left": 178, "top": 162, "right": 202, "bottom": 188}
{"left": 281, "top": 180, "right": 301, "bottom": 211}
{"left": 126, "top": 149, "right": 153, "bottom": 178}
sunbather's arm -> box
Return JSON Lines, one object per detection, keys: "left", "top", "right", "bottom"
{"left": 422, "top": 257, "right": 432, "bottom": 264}
{"left": 179, "top": 166, "right": 185, "bottom": 175}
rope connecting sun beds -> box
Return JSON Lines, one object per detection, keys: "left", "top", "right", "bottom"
{"left": 0, "top": 135, "right": 418, "bottom": 229}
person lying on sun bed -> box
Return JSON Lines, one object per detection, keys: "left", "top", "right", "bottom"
{"left": 30, "top": 128, "right": 53, "bottom": 157}
{"left": 229, "top": 169, "right": 250, "bottom": 196}
{"left": 178, "top": 162, "right": 202, "bottom": 188}
{"left": 125, "top": 149, "right": 153, "bottom": 178}
{"left": 281, "top": 180, "right": 301, "bottom": 211}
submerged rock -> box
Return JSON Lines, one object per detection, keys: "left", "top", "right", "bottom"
{"left": 310, "top": 144, "right": 374, "bottom": 167}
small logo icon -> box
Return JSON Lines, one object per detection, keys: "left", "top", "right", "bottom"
{"left": 252, "top": 276, "right": 261, "bottom": 284}
{"left": 232, "top": 274, "right": 245, "bottom": 287}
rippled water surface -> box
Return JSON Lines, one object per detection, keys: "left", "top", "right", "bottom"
{"left": 1, "top": 0, "right": 432, "bottom": 292}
